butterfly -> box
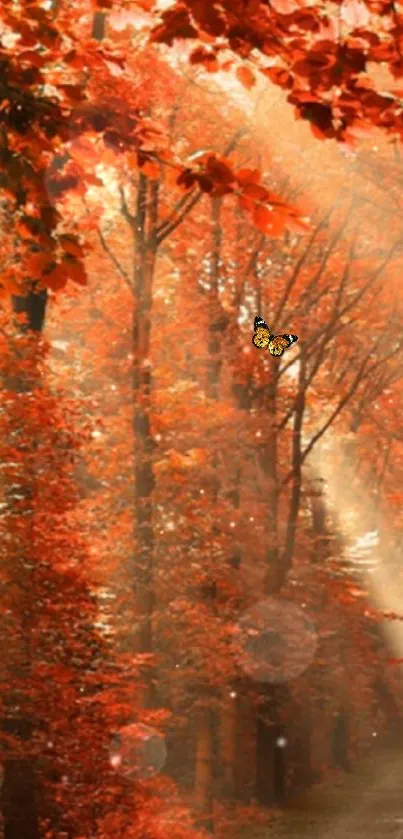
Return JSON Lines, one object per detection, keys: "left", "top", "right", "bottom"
{"left": 252, "top": 316, "right": 298, "bottom": 357}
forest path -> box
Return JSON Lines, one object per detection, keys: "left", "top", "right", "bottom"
{"left": 257, "top": 744, "right": 403, "bottom": 838}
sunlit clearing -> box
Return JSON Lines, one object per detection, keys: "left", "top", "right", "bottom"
{"left": 310, "top": 437, "right": 403, "bottom": 663}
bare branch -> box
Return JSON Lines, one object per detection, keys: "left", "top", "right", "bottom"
{"left": 234, "top": 232, "right": 265, "bottom": 311}
{"left": 97, "top": 227, "right": 133, "bottom": 293}
{"left": 273, "top": 194, "right": 347, "bottom": 324}
{"left": 280, "top": 355, "right": 306, "bottom": 580}
{"left": 155, "top": 190, "right": 198, "bottom": 243}
{"left": 296, "top": 342, "right": 383, "bottom": 472}
{"left": 119, "top": 185, "right": 136, "bottom": 227}
{"left": 156, "top": 189, "right": 202, "bottom": 246}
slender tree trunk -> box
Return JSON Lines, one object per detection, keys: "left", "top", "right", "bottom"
{"left": 332, "top": 709, "right": 351, "bottom": 771}
{"left": 194, "top": 198, "right": 230, "bottom": 826}
{"left": 260, "top": 370, "right": 280, "bottom": 595}
{"left": 256, "top": 703, "right": 286, "bottom": 806}
{"left": 272, "top": 355, "right": 306, "bottom": 593}
{"left": 194, "top": 707, "right": 214, "bottom": 830}
{"left": 133, "top": 173, "right": 157, "bottom": 660}
{"left": 220, "top": 694, "right": 238, "bottom": 799}
{"left": 0, "top": 291, "right": 46, "bottom": 838}
{"left": 91, "top": 10, "right": 106, "bottom": 40}
{"left": 206, "top": 199, "right": 227, "bottom": 399}
{"left": 292, "top": 714, "right": 314, "bottom": 792}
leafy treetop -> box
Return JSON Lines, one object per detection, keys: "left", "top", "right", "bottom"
{"left": 149, "top": 0, "right": 403, "bottom": 144}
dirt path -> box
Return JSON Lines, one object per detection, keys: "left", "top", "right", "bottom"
{"left": 258, "top": 746, "right": 403, "bottom": 839}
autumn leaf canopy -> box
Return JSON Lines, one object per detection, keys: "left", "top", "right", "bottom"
{"left": 2, "top": 0, "right": 403, "bottom": 296}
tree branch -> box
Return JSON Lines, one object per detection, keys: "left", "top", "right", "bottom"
{"left": 119, "top": 184, "right": 136, "bottom": 227}
{"left": 273, "top": 195, "right": 347, "bottom": 325}
{"left": 284, "top": 345, "right": 379, "bottom": 483}
{"left": 155, "top": 128, "right": 247, "bottom": 246}
{"left": 97, "top": 227, "right": 133, "bottom": 292}
{"left": 156, "top": 189, "right": 201, "bottom": 246}
{"left": 277, "top": 356, "right": 306, "bottom": 587}
{"left": 155, "top": 189, "right": 199, "bottom": 243}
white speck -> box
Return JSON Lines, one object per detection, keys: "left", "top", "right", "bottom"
{"left": 110, "top": 754, "right": 122, "bottom": 768}
{"left": 372, "top": 146, "right": 378, "bottom": 151}
{"left": 276, "top": 737, "right": 287, "bottom": 748}
{"left": 110, "top": 384, "right": 117, "bottom": 391}
{"left": 200, "top": 489, "right": 204, "bottom": 494}
{"left": 230, "top": 521, "right": 235, "bottom": 528}
{"left": 249, "top": 516, "right": 254, "bottom": 522}
{"left": 372, "top": 731, "right": 377, "bottom": 737}
{"left": 91, "top": 430, "right": 102, "bottom": 439}
{"left": 175, "top": 664, "right": 180, "bottom": 669}
{"left": 154, "top": 433, "right": 162, "bottom": 441}
{"left": 230, "top": 691, "right": 237, "bottom": 699}
{"left": 51, "top": 339, "right": 69, "bottom": 352}
{"left": 166, "top": 521, "right": 175, "bottom": 531}
{"left": 301, "top": 602, "right": 306, "bottom": 608}
{"left": 47, "top": 742, "right": 53, "bottom": 748}
{"left": 255, "top": 431, "right": 262, "bottom": 438}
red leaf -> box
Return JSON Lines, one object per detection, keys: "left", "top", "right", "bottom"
{"left": 236, "top": 168, "right": 261, "bottom": 184}
{"left": 187, "top": 0, "right": 226, "bottom": 36}
{"left": 151, "top": 5, "right": 198, "bottom": 46}
{"left": 238, "top": 182, "right": 269, "bottom": 211}
{"left": 197, "top": 174, "right": 214, "bottom": 192}
{"left": 26, "top": 251, "right": 53, "bottom": 276}
{"left": 236, "top": 66, "right": 256, "bottom": 89}
{"left": 139, "top": 159, "right": 160, "bottom": 179}
{"left": 62, "top": 256, "right": 88, "bottom": 286}
{"left": 41, "top": 263, "right": 68, "bottom": 291}
{"left": 190, "top": 47, "right": 218, "bottom": 69}
{"left": 261, "top": 66, "right": 293, "bottom": 89}
{"left": 205, "top": 155, "right": 235, "bottom": 185}
{"left": 177, "top": 168, "right": 197, "bottom": 190}
{"left": 59, "top": 234, "right": 85, "bottom": 259}
{"left": 252, "top": 205, "right": 286, "bottom": 236}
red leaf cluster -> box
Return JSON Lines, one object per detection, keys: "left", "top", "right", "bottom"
{"left": 150, "top": 0, "right": 403, "bottom": 144}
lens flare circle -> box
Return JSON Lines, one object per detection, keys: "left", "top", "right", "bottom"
{"left": 236, "top": 597, "right": 318, "bottom": 683}
{"left": 109, "top": 723, "right": 167, "bottom": 780}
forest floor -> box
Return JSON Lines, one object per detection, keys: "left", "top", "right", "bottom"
{"left": 250, "top": 745, "right": 403, "bottom": 838}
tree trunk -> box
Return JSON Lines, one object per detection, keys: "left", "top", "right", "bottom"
{"left": 91, "top": 10, "right": 106, "bottom": 40}
{"left": 256, "top": 713, "right": 286, "bottom": 805}
{"left": 2, "top": 719, "right": 38, "bottom": 839}
{"left": 133, "top": 173, "right": 157, "bottom": 661}
{"left": 260, "top": 371, "right": 280, "bottom": 595}
{"left": 332, "top": 710, "right": 351, "bottom": 772}
{"left": 0, "top": 291, "right": 46, "bottom": 837}
{"left": 194, "top": 198, "right": 228, "bottom": 826}
{"left": 194, "top": 708, "right": 214, "bottom": 831}
{"left": 219, "top": 694, "right": 238, "bottom": 800}
{"left": 270, "top": 355, "right": 306, "bottom": 593}
{"left": 292, "top": 714, "right": 314, "bottom": 793}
